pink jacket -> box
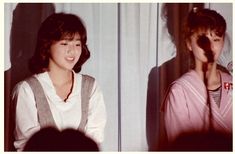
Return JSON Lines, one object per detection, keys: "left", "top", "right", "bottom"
{"left": 162, "top": 70, "right": 232, "bottom": 142}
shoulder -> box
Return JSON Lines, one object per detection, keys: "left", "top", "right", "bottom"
{"left": 80, "top": 74, "right": 97, "bottom": 91}
{"left": 170, "top": 70, "right": 196, "bottom": 89}
{"left": 74, "top": 73, "right": 96, "bottom": 83}
{"left": 164, "top": 72, "right": 193, "bottom": 100}
{"left": 172, "top": 70, "right": 204, "bottom": 91}
{"left": 11, "top": 76, "right": 36, "bottom": 100}
{"left": 12, "top": 73, "right": 45, "bottom": 94}
{"left": 175, "top": 70, "right": 198, "bottom": 82}
{"left": 74, "top": 73, "right": 98, "bottom": 92}
{"left": 220, "top": 70, "right": 232, "bottom": 82}
{"left": 161, "top": 76, "right": 187, "bottom": 112}
{"left": 220, "top": 71, "right": 232, "bottom": 92}
{"left": 81, "top": 74, "right": 95, "bottom": 82}
{"left": 164, "top": 70, "right": 202, "bottom": 101}
{"left": 74, "top": 73, "right": 96, "bottom": 84}
{"left": 13, "top": 78, "right": 32, "bottom": 93}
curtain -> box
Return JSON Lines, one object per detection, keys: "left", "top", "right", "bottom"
{"left": 4, "top": 3, "right": 232, "bottom": 151}
{"left": 119, "top": 3, "right": 158, "bottom": 151}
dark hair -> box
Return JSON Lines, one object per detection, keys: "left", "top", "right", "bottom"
{"left": 23, "top": 127, "right": 99, "bottom": 151}
{"left": 164, "top": 131, "right": 232, "bottom": 151}
{"left": 29, "top": 13, "right": 90, "bottom": 73}
{"left": 184, "top": 8, "right": 226, "bottom": 42}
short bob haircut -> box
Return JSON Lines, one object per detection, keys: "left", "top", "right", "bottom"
{"left": 184, "top": 7, "right": 226, "bottom": 42}
{"left": 29, "top": 13, "right": 90, "bottom": 73}
{"left": 183, "top": 8, "right": 226, "bottom": 68}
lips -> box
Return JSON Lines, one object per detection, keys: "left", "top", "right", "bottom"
{"left": 65, "top": 57, "right": 75, "bottom": 61}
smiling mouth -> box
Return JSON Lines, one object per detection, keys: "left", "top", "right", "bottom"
{"left": 66, "top": 57, "right": 75, "bottom": 61}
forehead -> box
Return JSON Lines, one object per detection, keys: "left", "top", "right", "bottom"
{"left": 61, "top": 32, "right": 81, "bottom": 40}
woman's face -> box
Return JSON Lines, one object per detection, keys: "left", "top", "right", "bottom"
{"left": 48, "top": 33, "right": 82, "bottom": 72}
{"left": 187, "top": 30, "right": 224, "bottom": 65}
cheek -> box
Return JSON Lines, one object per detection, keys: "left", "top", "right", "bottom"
{"left": 78, "top": 48, "right": 82, "bottom": 56}
{"left": 75, "top": 49, "right": 82, "bottom": 60}
{"left": 213, "top": 46, "right": 223, "bottom": 60}
{"left": 191, "top": 43, "right": 201, "bottom": 53}
{"left": 214, "top": 42, "right": 224, "bottom": 53}
{"left": 49, "top": 45, "right": 58, "bottom": 58}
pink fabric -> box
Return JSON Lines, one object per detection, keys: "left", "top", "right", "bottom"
{"left": 162, "top": 70, "right": 232, "bottom": 142}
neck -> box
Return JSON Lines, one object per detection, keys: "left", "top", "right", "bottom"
{"left": 48, "top": 69, "right": 73, "bottom": 86}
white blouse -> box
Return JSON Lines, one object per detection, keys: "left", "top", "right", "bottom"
{"left": 12, "top": 71, "right": 106, "bottom": 151}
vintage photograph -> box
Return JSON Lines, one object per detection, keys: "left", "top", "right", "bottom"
{"left": 4, "top": 2, "right": 233, "bottom": 152}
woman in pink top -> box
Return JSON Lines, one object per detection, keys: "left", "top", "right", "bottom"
{"left": 161, "top": 7, "right": 232, "bottom": 150}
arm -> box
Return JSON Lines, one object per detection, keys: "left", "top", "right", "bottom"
{"left": 85, "top": 80, "right": 106, "bottom": 144}
{"left": 12, "top": 81, "right": 40, "bottom": 151}
{"left": 163, "top": 83, "right": 193, "bottom": 142}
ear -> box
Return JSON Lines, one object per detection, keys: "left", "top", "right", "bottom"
{"left": 186, "top": 40, "right": 192, "bottom": 51}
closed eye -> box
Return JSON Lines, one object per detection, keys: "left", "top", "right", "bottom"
{"left": 60, "top": 40, "right": 68, "bottom": 45}
{"left": 60, "top": 43, "right": 68, "bottom": 46}
{"left": 213, "top": 38, "right": 221, "bottom": 42}
{"left": 75, "top": 40, "right": 81, "bottom": 46}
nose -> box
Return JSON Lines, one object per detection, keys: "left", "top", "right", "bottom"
{"left": 67, "top": 44, "right": 76, "bottom": 55}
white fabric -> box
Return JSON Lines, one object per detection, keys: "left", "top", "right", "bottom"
{"left": 12, "top": 71, "right": 106, "bottom": 151}
{"left": 4, "top": 3, "right": 17, "bottom": 71}
{"left": 157, "top": 3, "right": 176, "bottom": 66}
{"left": 217, "top": 33, "right": 233, "bottom": 74}
{"left": 120, "top": 3, "right": 157, "bottom": 151}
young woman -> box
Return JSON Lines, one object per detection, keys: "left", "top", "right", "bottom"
{"left": 161, "top": 7, "right": 232, "bottom": 146}
{"left": 12, "top": 13, "right": 106, "bottom": 151}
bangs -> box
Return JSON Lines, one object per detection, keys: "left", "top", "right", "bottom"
{"left": 60, "top": 32, "right": 80, "bottom": 41}
{"left": 187, "top": 9, "right": 226, "bottom": 38}
{"left": 190, "top": 27, "right": 224, "bottom": 38}
{"left": 189, "top": 26, "right": 225, "bottom": 38}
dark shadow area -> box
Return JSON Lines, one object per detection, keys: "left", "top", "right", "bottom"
{"left": 160, "top": 131, "right": 232, "bottom": 151}
{"left": 4, "top": 3, "right": 55, "bottom": 151}
{"left": 146, "top": 66, "right": 160, "bottom": 150}
{"left": 146, "top": 3, "right": 204, "bottom": 151}
{"left": 23, "top": 127, "right": 99, "bottom": 151}
{"left": 146, "top": 58, "right": 178, "bottom": 151}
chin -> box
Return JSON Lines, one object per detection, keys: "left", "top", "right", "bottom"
{"left": 62, "top": 67, "right": 74, "bottom": 71}
{"left": 65, "top": 64, "right": 76, "bottom": 70}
